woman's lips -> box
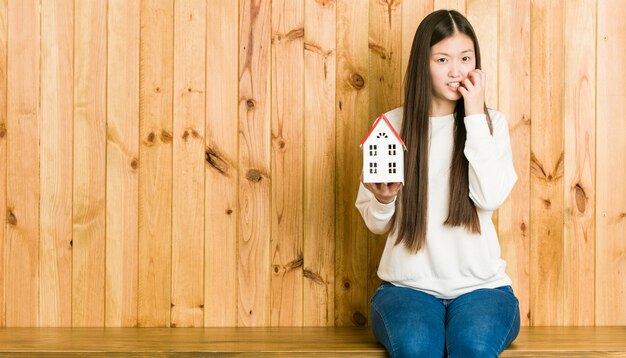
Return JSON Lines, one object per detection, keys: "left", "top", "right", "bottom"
{"left": 447, "top": 81, "right": 461, "bottom": 91}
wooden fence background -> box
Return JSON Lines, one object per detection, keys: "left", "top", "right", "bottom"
{"left": 0, "top": 0, "right": 625, "bottom": 327}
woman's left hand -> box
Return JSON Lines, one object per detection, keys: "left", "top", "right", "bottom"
{"left": 458, "top": 69, "right": 485, "bottom": 116}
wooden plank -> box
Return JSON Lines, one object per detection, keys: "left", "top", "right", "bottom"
{"left": 596, "top": 0, "right": 626, "bottom": 326}
{"left": 467, "top": 0, "right": 499, "bottom": 228}
{"left": 0, "top": 0, "right": 8, "bottom": 329}
{"left": 40, "top": 0, "right": 73, "bottom": 327}
{"left": 0, "top": 327, "right": 626, "bottom": 356}
{"left": 106, "top": 0, "right": 140, "bottom": 327}
{"left": 503, "top": 327, "right": 626, "bottom": 356}
{"left": 367, "top": 0, "right": 402, "bottom": 302}
{"left": 563, "top": 0, "right": 595, "bottom": 326}
{"left": 205, "top": 0, "right": 238, "bottom": 328}
{"left": 238, "top": 0, "right": 271, "bottom": 327}
{"left": 171, "top": 0, "right": 205, "bottom": 328}
{"left": 434, "top": 0, "right": 466, "bottom": 14}
{"left": 401, "top": 0, "right": 432, "bottom": 83}
{"left": 303, "top": 0, "right": 336, "bottom": 327}
{"left": 498, "top": 0, "right": 531, "bottom": 326}
{"left": 270, "top": 0, "right": 304, "bottom": 327}
{"left": 73, "top": 0, "right": 107, "bottom": 327}
{"left": 5, "top": 0, "right": 40, "bottom": 327}
{"left": 138, "top": 0, "right": 174, "bottom": 328}
{"left": 467, "top": 0, "right": 498, "bottom": 125}
{"left": 0, "top": 327, "right": 385, "bottom": 355}
{"left": 336, "top": 0, "right": 369, "bottom": 327}
{"left": 529, "top": 0, "right": 564, "bottom": 326}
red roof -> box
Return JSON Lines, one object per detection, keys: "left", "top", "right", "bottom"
{"left": 360, "top": 113, "right": 405, "bottom": 146}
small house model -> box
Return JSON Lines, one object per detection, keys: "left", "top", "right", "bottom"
{"left": 360, "top": 113, "right": 407, "bottom": 184}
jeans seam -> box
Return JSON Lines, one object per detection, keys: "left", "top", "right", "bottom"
{"left": 371, "top": 301, "right": 397, "bottom": 357}
{"left": 495, "top": 300, "right": 519, "bottom": 354}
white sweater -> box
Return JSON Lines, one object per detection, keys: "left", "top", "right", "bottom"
{"left": 356, "top": 107, "right": 517, "bottom": 299}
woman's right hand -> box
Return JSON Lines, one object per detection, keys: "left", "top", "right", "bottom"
{"left": 360, "top": 173, "right": 402, "bottom": 204}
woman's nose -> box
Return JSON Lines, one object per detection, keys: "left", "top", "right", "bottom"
{"left": 448, "top": 64, "right": 461, "bottom": 77}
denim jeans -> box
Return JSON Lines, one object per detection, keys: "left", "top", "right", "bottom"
{"left": 370, "top": 282, "right": 520, "bottom": 358}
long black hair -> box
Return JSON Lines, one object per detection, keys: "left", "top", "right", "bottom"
{"left": 395, "top": 9, "right": 493, "bottom": 253}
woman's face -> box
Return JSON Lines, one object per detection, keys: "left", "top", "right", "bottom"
{"left": 429, "top": 32, "right": 476, "bottom": 115}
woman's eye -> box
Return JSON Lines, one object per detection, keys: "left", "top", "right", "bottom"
{"left": 462, "top": 56, "right": 471, "bottom": 62}
{"left": 437, "top": 58, "right": 447, "bottom": 63}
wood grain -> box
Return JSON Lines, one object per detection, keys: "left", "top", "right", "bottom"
{"left": 40, "top": 0, "right": 73, "bottom": 327}
{"left": 138, "top": 0, "right": 174, "bottom": 328}
{"left": 171, "top": 0, "right": 206, "bottom": 328}
{"left": 563, "top": 0, "right": 595, "bottom": 326}
{"left": 367, "top": 0, "right": 402, "bottom": 302}
{"left": 467, "top": 0, "right": 499, "bottom": 119}
{"left": 270, "top": 0, "right": 304, "bottom": 327}
{"left": 0, "top": 327, "right": 625, "bottom": 356}
{"left": 0, "top": 0, "right": 7, "bottom": 328}
{"left": 498, "top": 0, "right": 531, "bottom": 326}
{"left": 434, "top": 0, "right": 466, "bottom": 13}
{"left": 467, "top": 0, "right": 499, "bottom": 228}
{"left": 6, "top": 0, "right": 40, "bottom": 327}
{"left": 596, "top": 0, "right": 626, "bottom": 326}
{"left": 73, "top": 0, "right": 107, "bottom": 327}
{"left": 1, "top": 0, "right": 626, "bottom": 330}
{"left": 529, "top": 0, "right": 564, "bottom": 326}
{"left": 336, "top": 0, "right": 370, "bottom": 327}
{"left": 304, "top": 0, "right": 336, "bottom": 327}
{"left": 106, "top": 0, "right": 140, "bottom": 327}
{"left": 238, "top": 0, "right": 272, "bottom": 327}
{"left": 205, "top": 0, "right": 238, "bottom": 328}
{"left": 401, "top": 0, "right": 432, "bottom": 85}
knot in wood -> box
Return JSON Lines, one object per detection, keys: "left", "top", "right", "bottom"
{"left": 350, "top": 73, "right": 365, "bottom": 89}
{"left": 7, "top": 210, "right": 17, "bottom": 226}
{"left": 130, "top": 159, "right": 138, "bottom": 170}
{"left": 146, "top": 132, "right": 156, "bottom": 144}
{"left": 314, "top": 0, "right": 335, "bottom": 6}
{"left": 246, "top": 99, "right": 256, "bottom": 110}
{"left": 246, "top": 169, "right": 263, "bottom": 182}
{"left": 303, "top": 269, "right": 324, "bottom": 285}
{"left": 160, "top": 130, "right": 173, "bottom": 143}
{"left": 575, "top": 184, "right": 586, "bottom": 213}
{"left": 353, "top": 311, "right": 367, "bottom": 326}
{"left": 343, "top": 281, "right": 351, "bottom": 289}
{"left": 0, "top": 128, "right": 5, "bottom": 138}
{"left": 543, "top": 198, "right": 551, "bottom": 208}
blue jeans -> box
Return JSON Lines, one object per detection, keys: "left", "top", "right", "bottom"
{"left": 370, "top": 282, "right": 520, "bottom": 357}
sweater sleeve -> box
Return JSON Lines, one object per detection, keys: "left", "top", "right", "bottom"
{"left": 355, "top": 182, "right": 396, "bottom": 235}
{"left": 463, "top": 112, "right": 518, "bottom": 211}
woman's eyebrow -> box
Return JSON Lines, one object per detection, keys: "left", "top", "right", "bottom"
{"left": 431, "top": 49, "right": 474, "bottom": 56}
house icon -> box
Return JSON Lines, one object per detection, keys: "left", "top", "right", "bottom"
{"left": 360, "top": 113, "right": 407, "bottom": 184}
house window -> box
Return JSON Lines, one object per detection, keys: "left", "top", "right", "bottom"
{"left": 389, "top": 144, "right": 396, "bottom": 155}
{"left": 376, "top": 132, "right": 388, "bottom": 139}
{"left": 388, "top": 162, "right": 396, "bottom": 174}
{"left": 369, "top": 162, "right": 377, "bottom": 174}
{"left": 369, "top": 144, "right": 377, "bottom": 156}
